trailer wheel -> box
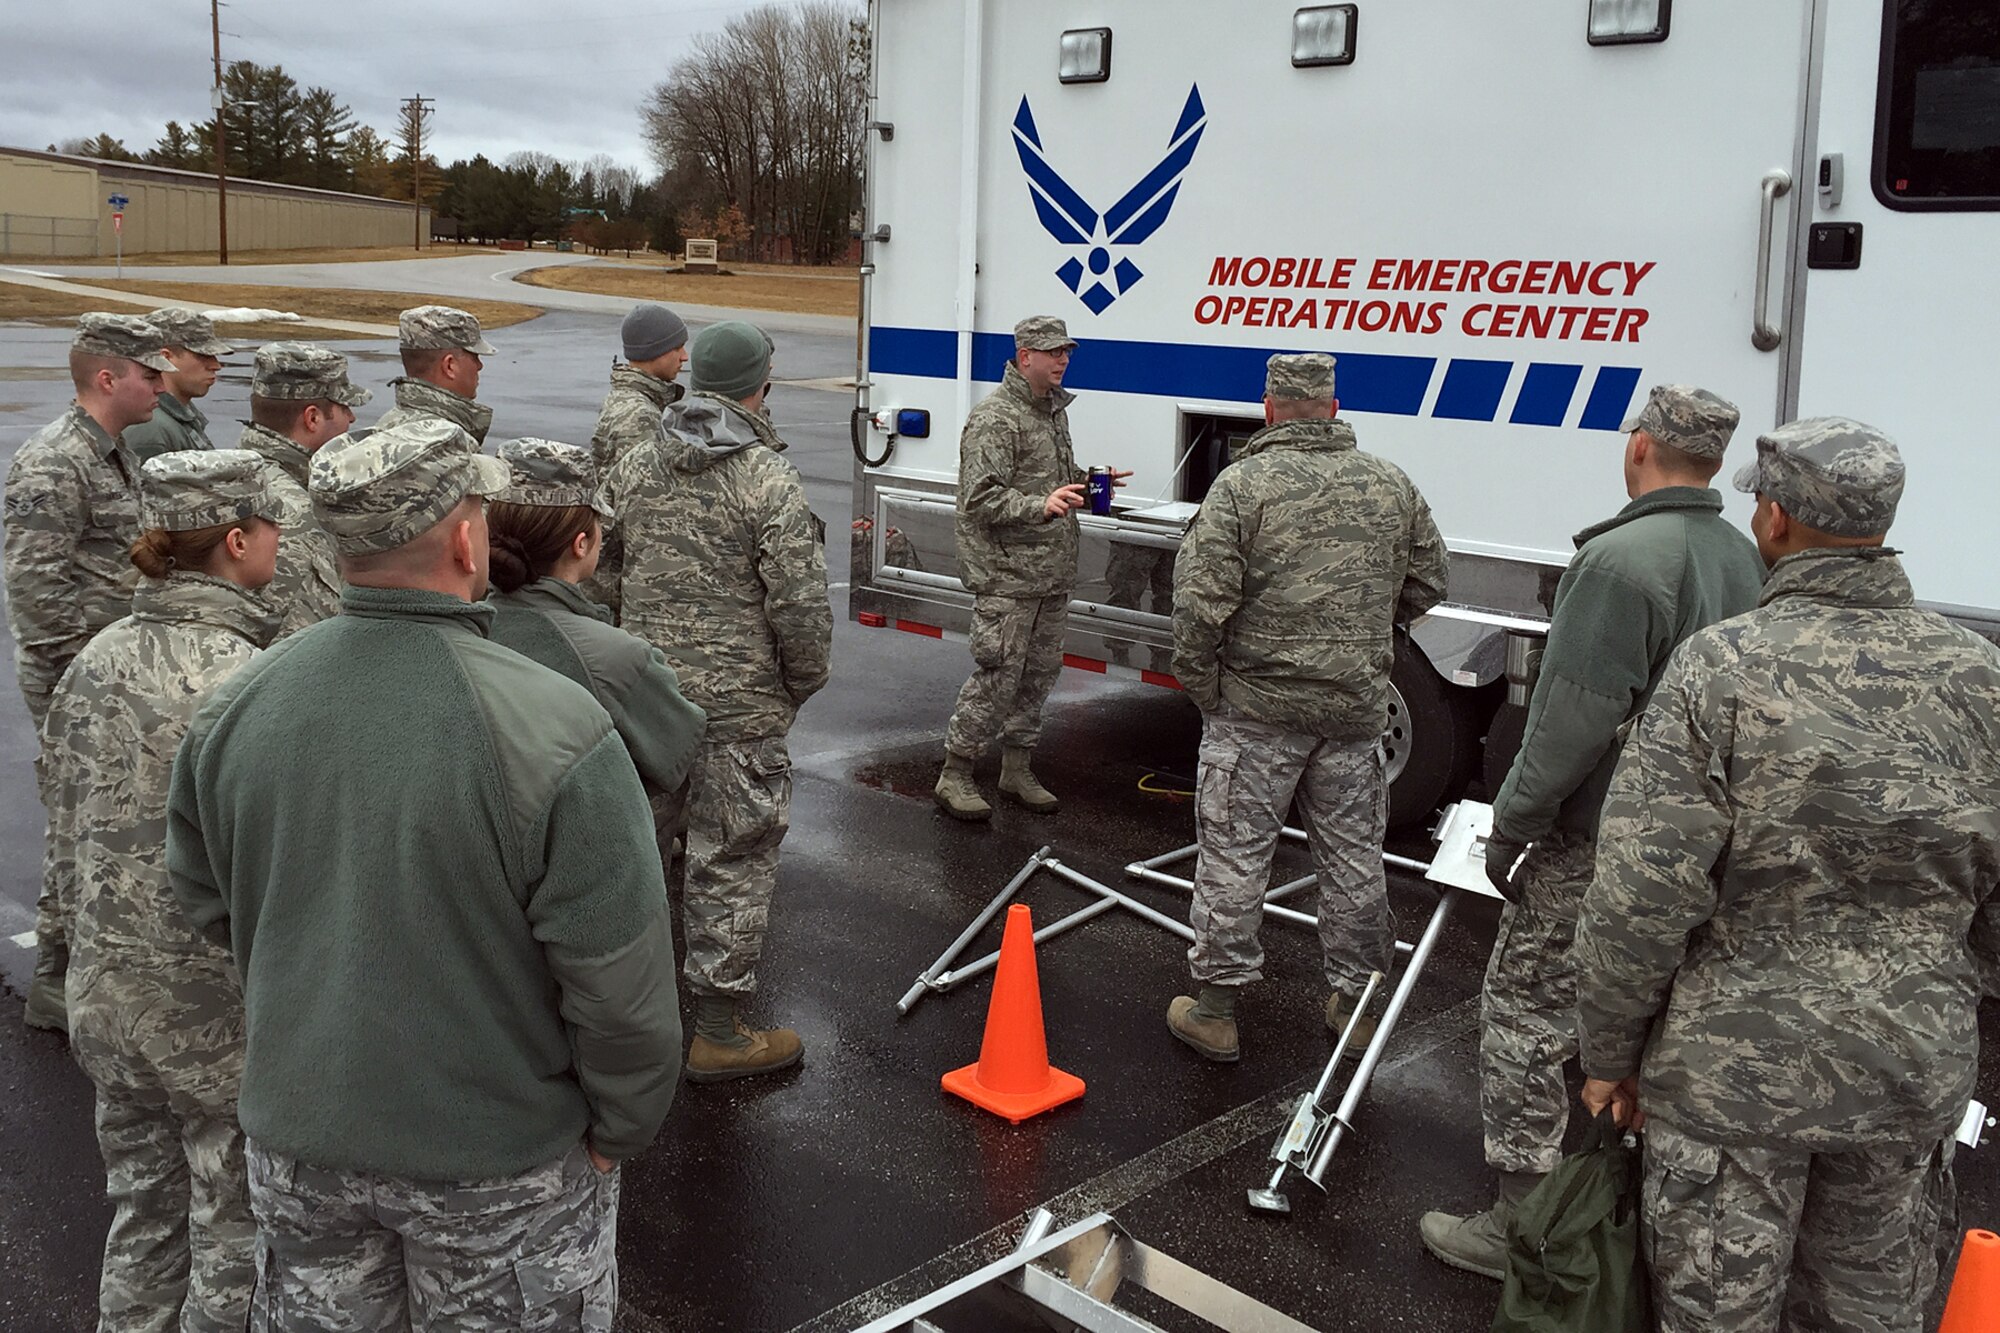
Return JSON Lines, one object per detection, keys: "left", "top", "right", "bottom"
{"left": 1384, "top": 642, "right": 1481, "bottom": 830}
{"left": 1481, "top": 701, "right": 1529, "bottom": 799}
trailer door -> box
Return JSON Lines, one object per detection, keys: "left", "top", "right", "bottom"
{"left": 1794, "top": 0, "right": 2000, "bottom": 616}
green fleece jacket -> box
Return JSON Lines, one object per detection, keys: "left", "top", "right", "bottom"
{"left": 167, "top": 586, "right": 682, "bottom": 1179}
{"left": 1493, "top": 486, "right": 1764, "bottom": 843}
{"left": 489, "top": 577, "right": 707, "bottom": 795}
{"left": 121, "top": 392, "right": 213, "bottom": 464}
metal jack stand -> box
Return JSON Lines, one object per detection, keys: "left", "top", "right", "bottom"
{"left": 898, "top": 846, "right": 1199, "bottom": 1016}
{"left": 855, "top": 1207, "right": 1326, "bottom": 1332}
{"left": 1243, "top": 801, "right": 1501, "bottom": 1216}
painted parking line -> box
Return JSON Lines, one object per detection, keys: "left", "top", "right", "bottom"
{"left": 781, "top": 988, "right": 1482, "bottom": 1333}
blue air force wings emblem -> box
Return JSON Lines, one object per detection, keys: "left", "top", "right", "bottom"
{"left": 1011, "top": 85, "right": 1207, "bottom": 314}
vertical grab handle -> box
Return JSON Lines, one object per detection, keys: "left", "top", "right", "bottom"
{"left": 1752, "top": 168, "right": 1793, "bottom": 352}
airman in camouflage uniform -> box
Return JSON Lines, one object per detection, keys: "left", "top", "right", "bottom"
{"left": 1420, "top": 384, "right": 1765, "bottom": 1279}
{"left": 44, "top": 449, "right": 283, "bottom": 1332}
{"left": 1573, "top": 419, "right": 2000, "bottom": 1332}
{"left": 604, "top": 320, "right": 831, "bottom": 1083}
{"left": 934, "top": 315, "right": 1107, "bottom": 821}
{"left": 5, "top": 313, "right": 173, "bottom": 1033}
{"left": 372, "top": 305, "right": 497, "bottom": 444}
{"left": 582, "top": 303, "right": 689, "bottom": 614}
{"left": 233, "top": 343, "right": 370, "bottom": 637}
{"left": 1166, "top": 354, "right": 1447, "bottom": 1063}
{"left": 120, "top": 309, "right": 235, "bottom": 463}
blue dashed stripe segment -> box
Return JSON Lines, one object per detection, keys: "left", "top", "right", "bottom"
{"left": 867, "top": 328, "right": 1639, "bottom": 430}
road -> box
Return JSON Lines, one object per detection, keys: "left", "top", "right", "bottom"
{"left": 16, "top": 250, "right": 855, "bottom": 337}
{"left": 1, "top": 293, "right": 1994, "bottom": 1331}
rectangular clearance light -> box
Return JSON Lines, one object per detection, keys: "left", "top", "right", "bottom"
{"left": 1588, "top": 0, "right": 1670, "bottom": 45}
{"left": 1294, "top": 6, "right": 1357, "bottom": 67}
{"left": 1060, "top": 28, "right": 1112, "bottom": 84}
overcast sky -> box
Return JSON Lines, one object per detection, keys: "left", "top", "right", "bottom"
{"left": 0, "top": 0, "right": 802, "bottom": 177}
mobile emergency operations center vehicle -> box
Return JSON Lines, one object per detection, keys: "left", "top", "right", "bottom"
{"left": 849, "top": 0, "right": 2000, "bottom": 822}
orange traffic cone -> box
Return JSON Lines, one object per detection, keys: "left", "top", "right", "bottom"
{"left": 942, "top": 903, "right": 1086, "bottom": 1123}
{"left": 1941, "top": 1230, "right": 2000, "bottom": 1333}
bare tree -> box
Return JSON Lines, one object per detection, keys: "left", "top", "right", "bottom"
{"left": 640, "top": 1, "right": 864, "bottom": 263}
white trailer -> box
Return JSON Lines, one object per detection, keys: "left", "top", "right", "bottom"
{"left": 850, "top": 0, "right": 2000, "bottom": 822}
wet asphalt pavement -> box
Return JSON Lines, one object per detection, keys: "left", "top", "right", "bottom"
{"left": 2, "top": 306, "right": 1997, "bottom": 1332}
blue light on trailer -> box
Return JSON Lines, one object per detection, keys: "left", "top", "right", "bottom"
{"left": 895, "top": 408, "right": 932, "bottom": 438}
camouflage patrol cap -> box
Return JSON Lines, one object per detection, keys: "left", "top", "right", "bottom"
{"left": 140, "top": 449, "right": 283, "bottom": 532}
{"left": 308, "top": 418, "right": 510, "bottom": 556}
{"left": 1732, "top": 416, "right": 1905, "bottom": 537}
{"left": 1266, "top": 353, "right": 1336, "bottom": 401}
{"left": 252, "top": 342, "right": 371, "bottom": 407}
{"left": 72, "top": 313, "right": 173, "bottom": 373}
{"left": 398, "top": 305, "right": 497, "bottom": 355}
{"left": 1620, "top": 384, "right": 1740, "bottom": 460}
{"left": 497, "top": 438, "right": 615, "bottom": 520}
{"left": 149, "top": 307, "right": 235, "bottom": 357}
{"left": 1013, "top": 315, "right": 1077, "bottom": 352}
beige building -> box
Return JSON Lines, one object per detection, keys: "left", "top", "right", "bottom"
{"left": 0, "top": 147, "right": 429, "bottom": 257}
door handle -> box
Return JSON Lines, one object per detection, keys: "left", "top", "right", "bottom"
{"left": 1752, "top": 168, "right": 1792, "bottom": 352}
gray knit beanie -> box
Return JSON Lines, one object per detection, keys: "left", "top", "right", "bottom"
{"left": 622, "top": 303, "right": 689, "bottom": 362}
{"left": 690, "top": 321, "right": 773, "bottom": 401}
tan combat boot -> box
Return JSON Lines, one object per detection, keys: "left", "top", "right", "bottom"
{"left": 686, "top": 1015, "right": 805, "bottom": 1084}
{"left": 933, "top": 750, "right": 992, "bottom": 821}
{"left": 1325, "top": 989, "right": 1378, "bottom": 1057}
{"left": 22, "top": 974, "right": 66, "bottom": 1036}
{"left": 1418, "top": 1170, "right": 1546, "bottom": 1280}
{"left": 998, "top": 746, "right": 1058, "bottom": 814}
{"left": 1166, "top": 995, "right": 1240, "bottom": 1062}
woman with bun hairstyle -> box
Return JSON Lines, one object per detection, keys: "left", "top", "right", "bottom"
{"left": 41, "top": 449, "right": 283, "bottom": 1329}
{"left": 486, "top": 437, "right": 707, "bottom": 817}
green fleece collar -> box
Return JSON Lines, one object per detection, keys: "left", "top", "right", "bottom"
{"left": 1572, "top": 486, "right": 1723, "bottom": 549}
{"left": 154, "top": 391, "right": 207, "bottom": 432}
{"left": 1759, "top": 546, "right": 1910, "bottom": 610}
{"left": 1236, "top": 416, "right": 1357, "bottom": 460}
{"left": 498, "top": 576, "right": 614, "bottom": 624}
{"left": 999, "top": 362, "right": 1075, "bottom": 416}
{"left": 339, "top": 584, "right": 496, "bottom": 635}
{"left": 132, "top": 571, "right": 281, "bottom": 645}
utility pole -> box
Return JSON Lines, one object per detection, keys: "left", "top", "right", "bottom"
{"left": 211, "top": 0, "right": 229, "bottom": 264}
{"left": 401, "top": 95, "right": 434, "bottom": 251}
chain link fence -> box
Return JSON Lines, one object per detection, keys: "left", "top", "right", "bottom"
{"left": 0, "top": 215, "right": 100, "bottom": 259}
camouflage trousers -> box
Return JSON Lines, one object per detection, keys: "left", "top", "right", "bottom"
{"left": 31, "top": 748, "right": 69, "bottom": 1011}
{"left": 1186, "top": 712, "right": 1394, "bottom": 996}
{"left": 1479, "top": 828, "right": 1597, "bottom": 1174}
{"left": 246, "top": 1140, "right": 619, "bottom": 1331}
{"left": 683, "top": 734, "right": 791, "bottom": 999}
{"left": 69, "top": 960, "right": 252, "bottom": 1333}
{"left": 1102, "top": 543, "right": 1173, "bottom": 673}
{"left": 945, "top": 593, "right": 1068, "bottom": 757}
{"left": 1642, "top": 1119, "right": 1946, "bottom": 1333}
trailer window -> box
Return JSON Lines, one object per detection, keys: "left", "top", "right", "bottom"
{"left": 1876, "top": 0, "right": 2000, "bottom": 209}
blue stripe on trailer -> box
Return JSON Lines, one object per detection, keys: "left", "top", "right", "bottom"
{"left": 1510, "top": 363, "right": 1584, "bottom": 427}
{"left": 1578, "top": 366, "right": 1644, "bottom": 431}
{"left": 869, "top": 326, "right": 1437, "bottom": 416}
{"left": 1432, "top": 359, "right": 1512, "bottom": 422}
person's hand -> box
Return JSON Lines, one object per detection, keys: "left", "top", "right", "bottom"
{"left": 586, "top": 1142, "right": 616, "bottom": 1174}
{"left": 1106, "top": 468, "right": 1135, "bottom": 489}
{"left": 1484, "top": 834, "right": 1529, "bottom": 903}
{"left": 1045, "top": 484, "right": 1086, "bottom": 518}
{"left": 1582, "top": 1076, "right": 1645, "bottom": 1131}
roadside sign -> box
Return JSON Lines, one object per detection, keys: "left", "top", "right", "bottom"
{"left": 107, "top": 193, "right": 129, "bottom": 209}
{"left": 112, "top": 213, "right": 123, "bottom": 233}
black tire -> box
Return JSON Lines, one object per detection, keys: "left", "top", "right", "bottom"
{"left": 1384, "top": 640, "right": 1483, "bottom": 829}
{"left": 1481, "top": 700, "right": 1530, "bottom": 801}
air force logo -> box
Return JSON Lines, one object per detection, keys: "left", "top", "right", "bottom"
{"left": 1012, "top": 85, "right": 1206, "bottom": 314}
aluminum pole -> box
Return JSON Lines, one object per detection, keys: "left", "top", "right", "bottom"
{"left": 897, "top": 846, "right": 1050, "bottom": 1014}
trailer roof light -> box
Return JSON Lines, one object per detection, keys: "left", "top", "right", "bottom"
{"left": 1587, "top": 0, "right": 1670, "bottom": 45}
{"left": 1059, "top": 28, "right": 1112, "bottom": 84}
{"left": 1293, "top": 6, "right": 1357, "bottom": 67}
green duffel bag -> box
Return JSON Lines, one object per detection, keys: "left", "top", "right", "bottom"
{"left": 1491, "top": 1109, "right": 1650, "bottom": 1333}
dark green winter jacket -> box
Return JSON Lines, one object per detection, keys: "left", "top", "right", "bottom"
{"left": 168, "top": 585, "right": 682, "bottom": 1179}
{"left": 1492, "top": 486, "right": 1763, "bottom": 843}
